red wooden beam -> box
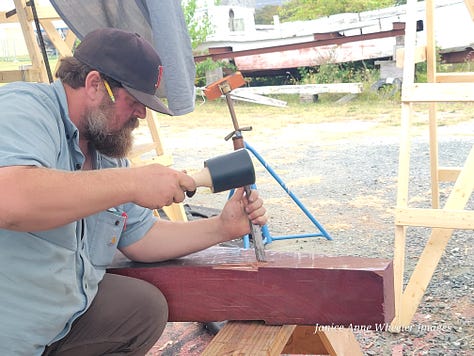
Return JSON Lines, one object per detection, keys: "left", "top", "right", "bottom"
{"left": 108, "top": 247, "right": 394, "bottom": 327}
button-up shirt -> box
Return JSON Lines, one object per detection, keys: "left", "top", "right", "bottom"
{"left": 0, "top": 80, "right": 156, "bottom": 355}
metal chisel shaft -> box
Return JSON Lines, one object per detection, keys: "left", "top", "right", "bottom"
{"left": 244, "top": 186, "right": 266, "bottom": 262}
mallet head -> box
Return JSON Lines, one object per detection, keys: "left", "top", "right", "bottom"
{"left": 188, "top": 149, "right": 255, "bottom": 196}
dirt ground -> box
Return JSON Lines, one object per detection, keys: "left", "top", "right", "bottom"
{"left": 134, "top": 99, "right": 473, "bottom": 355}
{"left": 137, "top": 100, "right": 472, "bottom": 253}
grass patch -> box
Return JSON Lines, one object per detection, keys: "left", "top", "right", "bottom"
{"left": 159, "top": 95, "right": 474, "bottom": 134}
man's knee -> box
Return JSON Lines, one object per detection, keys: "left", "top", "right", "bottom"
{"left": 134, "top": 278, "right": 169, "bottom": 333}
{"left": 42, "top": 275, "right": 169, "bottom": 355}
{"left": 103, "top": 275, "right": 169, "bottom": 354}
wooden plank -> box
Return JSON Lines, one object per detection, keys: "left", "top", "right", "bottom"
{"left": 395, "top": 46, "right": 426, "bottom": 67}
{"left": 281, "top": 326, "right": 330, "bottom": 355}
{"left": 202, "top": 321, "right": 296, "bottom": 356}
{"left": 202, "top": 322, "right": 363, "bottom": 356}
{"left": 129, "top": 142, "right": 163, "bottom": 160}
{"left": 31, "top": 5, "right": 60, "bottom": 20}
{"left": 395, "top": 208, "right": 474, "bottom": 229}
{"left": 428, "top": 102, "right": 439, "bottom": 208}
{"left": 436, "top": 72, "right": 474, "bottom": 83}
{"left": 232, "top": 83, "right": 362, "bottom": 96}
{"left": 425, "top": 0, "right": 438, "bottom": 209}
{"left": 40, "top": 20, "right": 73, "bottom": 57}
{"left": 282, "top": 326, "right": 363, "bottom": 355}
{"left": 402, "top": 83, "right": 474, "bottom": 102}
{"left": 109, "top": 247, "right": 395, "bottom": 326}
{"left": 389, "top": 100, "right": 412, "bottom": 327}
{"left": 161, "top": 203, "right": 188, "bottom": 222}
{"left": 392, "top": 225, "right": 407, "bottom": 331}
{"left": 317, "top": 328, "right": 364, "bottom": 356}
{"left": 0, "top": 69, "right": 41, "bottom": 83}
{"left": 464, "top": 0, "right": 474, "bottom": 21}
{"left": 438, "top": 167, "right": 461, "bottom": 182}
{"left": 129, "top": 153, "right": 174, "bottom": 167}
{"left": 0, "top": 5, "right": 60, "bottom": 24}
{"left": 425, "top": 0, "right": 436, "bottom": 84}
{"left": 425, "top": 0, "right": 439, "bottom": 210}
{"left": 144, "top": 110, "right": 165, "bottom": 156}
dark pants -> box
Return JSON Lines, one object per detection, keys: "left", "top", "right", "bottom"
{"left": 43, "top": 273, "right": 168, "bottom": 356}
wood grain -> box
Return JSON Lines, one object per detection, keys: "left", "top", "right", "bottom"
{"left": 108, "top": 247, "right": 394, "bottom": 326}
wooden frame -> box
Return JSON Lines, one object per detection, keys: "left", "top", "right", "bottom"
{"left": 391, "top": 0, "right": 474, "bottom": 328}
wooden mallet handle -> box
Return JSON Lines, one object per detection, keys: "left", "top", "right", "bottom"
{"left": 190, "top": 168, "right": 213, "bottom": 190}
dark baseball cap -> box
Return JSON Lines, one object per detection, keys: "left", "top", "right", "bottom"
{"left": 74, "top": 27, "right": 173, "bottom": 115}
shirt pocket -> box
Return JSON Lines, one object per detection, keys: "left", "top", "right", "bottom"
{"left": 85, "top": 209, "right": 126, "bottom": 268}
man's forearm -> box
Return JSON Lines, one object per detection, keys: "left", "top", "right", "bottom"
{"left": 0, "top": 166, "right": 135, "bottom": 231}
{"left": 120, "top": 217, "right": 228, "bottom": 263}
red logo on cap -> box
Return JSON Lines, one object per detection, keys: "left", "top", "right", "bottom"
{"left": 155, "top": 65, "right": 163, "bottom": 89}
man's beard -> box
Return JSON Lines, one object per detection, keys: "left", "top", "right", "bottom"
{"left": 83, "top": 101, "right": 139, "bottom": 158}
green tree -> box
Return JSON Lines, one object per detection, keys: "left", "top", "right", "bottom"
{"left": 181, "top": 0, "right": 213, "bottom": 50}
{"left": 279, "top": 0, "right": 397, "bottom": 21}
{"left": 181, "top": 1, "right": 236, "bottom": 87}
{"left": 255, "top": 5, "right": 282, "bottom": 24}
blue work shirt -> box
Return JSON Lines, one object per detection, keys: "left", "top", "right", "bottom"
{"left": 0, "top": 80, "right": 157, "bottom": 355}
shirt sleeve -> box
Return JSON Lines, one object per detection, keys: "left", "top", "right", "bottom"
{"left": 117, "top": 202, "right": 158, "bottom": 248}
{"left": 0, "top": 84, "right": 63, "bottom": 168}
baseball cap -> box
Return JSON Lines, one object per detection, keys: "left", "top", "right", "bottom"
{"left": 73, "top": 27, "right": 173, "bottom": 115}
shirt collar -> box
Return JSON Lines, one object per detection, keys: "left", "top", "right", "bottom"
{"left": 52, "top": 80, "right": 79, "bottom": 143}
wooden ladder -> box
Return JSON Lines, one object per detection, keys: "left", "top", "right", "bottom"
{"left": 391, "top": 0, "right": 474, "bottom": 328}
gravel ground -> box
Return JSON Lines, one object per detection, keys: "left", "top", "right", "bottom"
{"left": 139, "top": 113, "right": 473, "bottom": 355}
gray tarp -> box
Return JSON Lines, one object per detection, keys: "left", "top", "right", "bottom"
{"left": 50, "top": 0, "right": 196, "bottom": 116}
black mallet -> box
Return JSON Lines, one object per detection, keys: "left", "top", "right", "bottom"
{"left": 187, "top": 148, "right": 256, "bottom": 196}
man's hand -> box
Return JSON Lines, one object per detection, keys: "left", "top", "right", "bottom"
{"left": 218, "top": 187, "right": 267, "bottom": 241}
{"left": 131, "top": 164, "right": 196, "bottom": 209}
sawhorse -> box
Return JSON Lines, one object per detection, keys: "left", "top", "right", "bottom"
{"left": 202, "top": 321, "right": 363, "bottom": 356}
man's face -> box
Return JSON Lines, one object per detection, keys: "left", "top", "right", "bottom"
{"left": 83, "top": 93, "right": 140, "bottom": 158}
